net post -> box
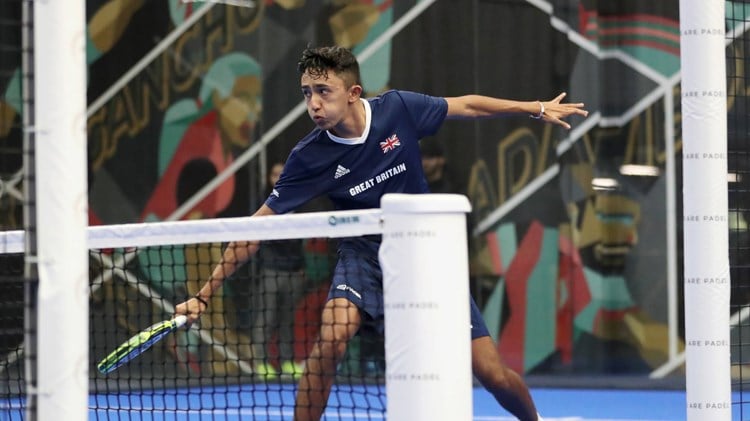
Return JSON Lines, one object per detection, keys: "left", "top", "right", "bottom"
{"left": 679, "top": 0, "right": 731, "bottom": 419}
{"left": 32, "top": 1, "right": 88, "bottom": 420}
{"left": 380, "top": 193, "right": 473, "bottom": 421}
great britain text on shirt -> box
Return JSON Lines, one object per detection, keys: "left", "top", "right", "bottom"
{"left": 347, "top": 162, "right": 407, "bottom": 196}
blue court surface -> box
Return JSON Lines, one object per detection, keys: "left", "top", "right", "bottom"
{"left": 1, "top": 383, "right": 736, "bottom": 420}
{"left": 90, "top": 385, "right": 690, "bottom": 420}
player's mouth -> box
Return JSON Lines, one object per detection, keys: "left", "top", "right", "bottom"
{"left": 313, "top": 115, "right": 326, "bottom": 125}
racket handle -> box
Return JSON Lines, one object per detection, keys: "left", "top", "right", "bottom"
{"left": 173, "top": 314, "right": 188, "bottom": 328}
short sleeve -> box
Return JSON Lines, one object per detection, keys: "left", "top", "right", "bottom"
{"left": 264, "top": 147, "right": 323, "bottom": 214}
{"left": 395, "top": 91, "right": 448, "bottom": 138}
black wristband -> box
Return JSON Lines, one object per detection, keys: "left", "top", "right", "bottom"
{"left": 194, "top": 294, "right": 209, "bottom": 308}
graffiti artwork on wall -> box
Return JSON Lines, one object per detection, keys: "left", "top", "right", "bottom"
{"left": 466, "top": 1, "right": 685, "bottom": 375}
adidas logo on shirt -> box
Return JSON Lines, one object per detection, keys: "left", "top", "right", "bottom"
{"left": 334, "top": 165, "right": 351, "bottom": 179}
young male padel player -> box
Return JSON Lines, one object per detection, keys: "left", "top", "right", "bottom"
{"left": 175, "top": 45, "right": 588, "bottom": 421}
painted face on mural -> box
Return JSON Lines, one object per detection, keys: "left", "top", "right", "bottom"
{"left": 561, "top": 163, "right": 640, "bottom": 269}
{"left": 215, "top": 74, "right": 262, "bottom": 148}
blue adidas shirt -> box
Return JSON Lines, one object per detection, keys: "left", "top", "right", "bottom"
{"left": 266, "top": 90, "right": 448, "bottom": 214}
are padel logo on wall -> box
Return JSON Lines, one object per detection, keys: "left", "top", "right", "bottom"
{"left": 687, "top": 401, "right": 730, "bottom": 410}
{"left": 684, "top": 214, "right": 727, "bottom": 222}
{"left": 685, "top": 277, "right": 728, "bottom": 285}
{"left": 328, "top": 215, "right": 360, "bottom": 226}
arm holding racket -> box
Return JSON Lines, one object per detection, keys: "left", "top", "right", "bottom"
{"left": 174, "top": 203, "right": 277, "bottom": 324}
{"left": 99, "top": 205, "right": 276, "bottom": 374}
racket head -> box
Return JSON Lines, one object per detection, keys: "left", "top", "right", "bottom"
{"left": 97, "top": 315, "right": 188, "bottom": 374}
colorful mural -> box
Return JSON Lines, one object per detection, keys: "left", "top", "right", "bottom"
{"left": 0, "top": 0, "right": 720, "bottom": 383}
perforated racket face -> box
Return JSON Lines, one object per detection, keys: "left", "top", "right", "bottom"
{"left": 97, "top": 316, "right": 187, "bottom": 374}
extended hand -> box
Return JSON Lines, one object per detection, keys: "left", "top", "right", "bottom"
{"left": 539, "top": 92, "right": 588, "bottom": 130}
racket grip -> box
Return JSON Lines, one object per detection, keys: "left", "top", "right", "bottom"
{"left": 173, "top": 314, "right": 188, "bottom": 328}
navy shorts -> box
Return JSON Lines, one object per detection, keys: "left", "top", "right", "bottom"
{"left": 328, "top": 237, "right": 490, "bottom": 339}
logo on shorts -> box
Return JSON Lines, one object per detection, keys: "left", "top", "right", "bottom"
{"left": 336, "top": 284, "right": 362, "bottom": 299}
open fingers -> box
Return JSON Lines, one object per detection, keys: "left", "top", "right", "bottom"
{"left": 551, "top": 92, "right": 567, "bottom": 104}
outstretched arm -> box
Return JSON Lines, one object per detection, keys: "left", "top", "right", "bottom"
{"left": 445, "top": 92, "right": 587, "bottom": 130}
{"left": 174, "top": 203, "right": 277, "bottom": 324}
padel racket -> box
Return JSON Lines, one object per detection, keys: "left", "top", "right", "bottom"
{"left": 97, "top": 315, "right": 188, "bottom": 374}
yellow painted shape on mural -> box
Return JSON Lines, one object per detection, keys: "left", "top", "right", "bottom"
{"left": 274, "top": 0, "right": 306, "bottom": 9}
{"left": 624, "top": 311, "right": 684, "bottom": 369}
{"left": 329, "top": 3, "right": 380, "bottom": 48}
{"left": 569, "top": 163, "right": 595, "bottom": 196}
{"left": 0, "top": 101, "right": 17, "bottom": 138}
{"left": 183, "top": 241, "right": 258, "bottom": 376}
{"left": 577, "top": 200, "right": 601, "bottom": 248}
{"left": 597, "top": 222, "right": 636, "bottom": 245}
{"left": 89, "top": 0, "right": 146, "bottom": 53}
{"left": 470, "top": 240, "right": 498, "bottom": 277}
{"left": 595, "top": 194, "right": 641, "bottom": 221}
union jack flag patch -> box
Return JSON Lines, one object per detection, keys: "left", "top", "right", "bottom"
{"left": 380, "top": 134, "right": 401, "bottom": 153}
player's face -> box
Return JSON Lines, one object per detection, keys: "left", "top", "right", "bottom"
{"left": 300, "top": 70, "right": 355, "bottom": 132}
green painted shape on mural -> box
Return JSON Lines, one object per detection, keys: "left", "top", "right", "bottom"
{"left": 584, "top": 269, "right": 634, "bottom": 309}
{"left": 497, "top": 223, "right": 517, "bottom": 271}
{"left": 573, "top": 268, "right": 635, "bottom": 338}
{"left": 354, "top": 1, "right": 393, "bottom": 93}
{"left": 2, "top": 69, "right": 21, "bottom": 113}
{"left": 573, "top": 304, "right": 599, "bottom": 341}
{"left": 523, "top": 227, "right": 559, "bottom": 372}
{"left": 618, "top": 46, "right": 680, "bottom": 78}
{"left": 481, "top": 223, "right": 516, "bottom": 341}
{"left": 158, "top": 100, "right": 201, "bottom": 176}
{"left": 86, "top": 28, "right": 103, "bottom": 64}
{"left": 144, "top": 245, "right": 187, "bottom": 295}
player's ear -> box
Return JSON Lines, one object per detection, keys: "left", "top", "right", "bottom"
{"left": 349, "top": 84, "right": 363, "bottom": 102}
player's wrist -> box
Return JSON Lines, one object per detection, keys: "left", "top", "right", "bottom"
{"left": 529, "top": 100, "right": 545, "bottom": 120}
{"left": 194, "top": 293, "right": 209, "bottom": 309}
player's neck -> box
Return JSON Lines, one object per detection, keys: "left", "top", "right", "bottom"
{"left": 330, "top": 100, "right": 366, "bottom": 139}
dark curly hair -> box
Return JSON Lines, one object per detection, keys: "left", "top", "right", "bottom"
{"left": 297, "top": 46, "right": 362, "bottom": 88}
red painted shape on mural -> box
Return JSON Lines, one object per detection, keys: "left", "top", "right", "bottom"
{"left": 556, "top": 234, "right": 591, "bottom": 364}
{"left": 497, "top": 221, "right": 544, "bottom": 372}
{"left": 140, "top": 112, "right": 235, "bottom": 222}
{"left": 558, "top": 234, "right": 591, "bottom": 316}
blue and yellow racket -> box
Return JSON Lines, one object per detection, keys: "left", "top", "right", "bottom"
{"left": 97, "top": 315, "right": 188, "bottom": 374}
